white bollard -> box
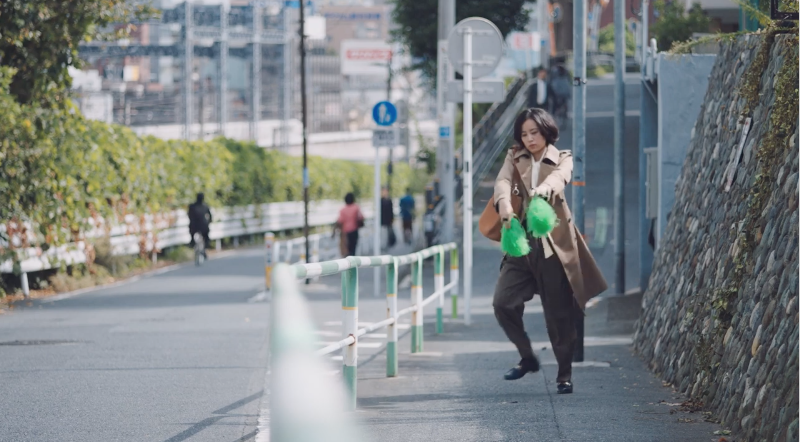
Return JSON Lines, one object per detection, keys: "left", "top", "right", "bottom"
{"left": 20, "top": 272, "right": 30, "bottom": 298}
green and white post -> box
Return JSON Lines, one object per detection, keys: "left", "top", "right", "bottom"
{"left": 342, "top": 259, "right": 358, "bottom": 411}
{"left": 386, "top": 257, "right": 398, "bottom": 377}
{"left": 435, "top": 246, "right": 445, "bottom": 334}
{"left": 450, "top": 247, "right": 459, "bottom": 319}
{"left": 411, "top": 253, "right": 424, "bottom": 353}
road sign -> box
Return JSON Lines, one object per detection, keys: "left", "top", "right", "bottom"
{"left": 341, "top": 40, "right": 392, "bottom": 76}
{"left": 445, "top": 80, "right": 506, "bottom": 103}
{"left": 509, "top": 32, "right": 541, "bottom": 51}
{"left": 447, "top": 18, "right": 505, "bottom": 79}
{"left": 440, "top": 126, "right": 451, "bottom": 138}
{"left": 372, "top": 128, "right": 397, "bottom": 147}
{"left": 372, "top": 101, "right": 397, "bottom": 126}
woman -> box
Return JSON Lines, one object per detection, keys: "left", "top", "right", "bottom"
{"left": 336, "top": 192, "right": 365, "bottom": 257}
{"left": 493, "top": 108, "right": 607, "bottom": 394}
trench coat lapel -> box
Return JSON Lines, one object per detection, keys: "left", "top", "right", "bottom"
{"left": 515, "top": 145, "right": 561, "bottom": 189}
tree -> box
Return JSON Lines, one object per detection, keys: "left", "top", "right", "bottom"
{"left": 650, "top": 0, "right": 710, "bottom": 52}
{"left": 598, "top": 21, "right": 636, "bottom": 56}
{"left": 0, "top": 0, "right": 157, "bottom": 105}
{"left": 390, "top": 0, "right": 533, "bottom": 81}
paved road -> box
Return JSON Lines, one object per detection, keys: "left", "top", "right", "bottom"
{"left": 0, "top": 236, "right": 429, "bottom": 442}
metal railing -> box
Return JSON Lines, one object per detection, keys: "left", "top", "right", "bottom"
{"left": 262, "top": 224, "right": 377, "bottom": 289}
{"left": 271, "top": 243, "right": 460, "bottom": 411}
{"left": 2, "top": 199, "right": 384, "bottom": 297}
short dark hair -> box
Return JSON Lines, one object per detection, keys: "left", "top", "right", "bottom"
{"left": 406, "top": 187, "right": 412, "bottom": 194}
{"left": 345, "top": 192, "right": 355, "bottom": 205}
{"left": 513, "top": 108, "right": 559, "bottom": 148}
{"left": 196, "top": 193, "right": 205, "bottom": 203}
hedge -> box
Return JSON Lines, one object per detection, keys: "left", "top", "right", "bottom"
{"left": 0, "top": 66, "right": 423, "bottom": 255}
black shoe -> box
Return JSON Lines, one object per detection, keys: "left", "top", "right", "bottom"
{"left": 503, "top": 357, "right": 540, "bottom": 380}
{"left": 557, "top": 381, "right": 573, "bottom": 394}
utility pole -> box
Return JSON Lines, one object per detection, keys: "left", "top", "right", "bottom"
{"left": 614, "top": 0, "right": 626, "bottom": 295}
{"left": 183, "top": 1, "right": 193, "bottom": 140}
{"left": 300, "top": 0, "right": 310, "bottom": 271}
{"left": 281, "top": 6, "right": 292, "bottom": 151}
{"left": 387, "top": 51, "right": 393, "bottom": 195}
{"left": 252, "top": 4, "right": 262, "bottom": 143}
{"left": 572, "top": 0, "right": 587, "bottom": 362}
{"left": 437, "top": 0, "right": 455, "bottom": 244}
{"left": 199, "top": 76, "right": 204, "bottom": 139}
{"left": 219, "top": 3, "right": 228, "bottom": 138}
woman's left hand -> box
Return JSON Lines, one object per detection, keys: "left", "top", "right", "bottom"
{"left": 532, "top": 184, "right": 552, "bottom": 200}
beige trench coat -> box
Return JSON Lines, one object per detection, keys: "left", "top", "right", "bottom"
{"left": 494, "top": 145, "right": 608, "bottom": 308}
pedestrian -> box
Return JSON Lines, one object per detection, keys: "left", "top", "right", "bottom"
{"left": 526, "top": 67, "right": 555, "bottom": 112}
{"left": 187, "top": 192, "right": 212, "bottom": 254}
{"left": 491, "top": 108, "right": 607, "bottom": 394}
{"left": 336, "top": 192, "right": 365, "bottom": 257}
{"left": 549, "top": 65, "right": 571, "bottom": 124}
{"left": 380, "top": 187, "right": 396, "bottom": 249}
{"left": 399, "top": 188, "right": 416, "bottom": 245}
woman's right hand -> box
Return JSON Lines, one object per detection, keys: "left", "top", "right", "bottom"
{"left": 498, "top": 200, "right": 514, "bottom": 224}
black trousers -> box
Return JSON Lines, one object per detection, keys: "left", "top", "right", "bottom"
{"left": 346, "top": 230, "right": 359, "bottom": 257}
{"left": 492, "top": 237, "right": 580, "bottom": 383}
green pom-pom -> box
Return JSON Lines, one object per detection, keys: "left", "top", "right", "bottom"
{"left": 501, "top": 218, "right": 531, "bottom": 257}
{"left": 526, "top": 197, "right": 558, "bottom": 238}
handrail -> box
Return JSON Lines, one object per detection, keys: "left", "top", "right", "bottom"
{"left": 273, "top": 243, "right": 460, "bottom": 411}
{"left": 2, "top": 199, "right": 382, "bottom": 298}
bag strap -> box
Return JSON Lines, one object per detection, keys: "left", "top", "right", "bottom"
{"left": 511, "top": 164, "right": 529, "bottom": 200}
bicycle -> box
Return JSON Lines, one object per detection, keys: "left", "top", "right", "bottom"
{"left": 193, "top": 232, "right": 206, "bottom": 266}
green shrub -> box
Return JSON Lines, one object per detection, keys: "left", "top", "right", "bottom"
{"left": 0, "top": 63, "right": 422, "bottom": 266}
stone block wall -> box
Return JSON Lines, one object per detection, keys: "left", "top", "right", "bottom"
{"left": 633, "top": 34, "right": 798, "bottom": 441}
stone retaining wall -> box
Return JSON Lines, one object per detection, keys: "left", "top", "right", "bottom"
{"left": 633, "top": 34, "right": 798, "bottom": 441}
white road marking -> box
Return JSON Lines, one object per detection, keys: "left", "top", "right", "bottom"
{"left": 363, "top": 333, "right": 387, "bottom": 339}
{"left": 248, "top": 291, "right": 270, "bottom": 303}
{"left": 399, "top": 274, "right": 412, "bottom": 289}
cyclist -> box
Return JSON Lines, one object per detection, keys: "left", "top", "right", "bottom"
{"left": 188, "top": 192, "right": 212, "bottom": 257}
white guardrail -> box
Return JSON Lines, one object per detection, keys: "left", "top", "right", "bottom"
{"left": 269, "top": 243, "right": 460, "bottom": 417}
{"left": 1, "top": 199, "right": 382, "bottom": 293}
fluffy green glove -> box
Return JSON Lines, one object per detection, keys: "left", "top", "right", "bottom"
{"left": 501, "top": 217, "right": 531, "bottom": 257}
{"left": 526, "top": 197, "right": 558, "bottom": 238}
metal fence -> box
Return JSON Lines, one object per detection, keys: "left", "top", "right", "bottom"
{"left": 1, "top": 199, "right": 381, "bottom": 297}
{"left": 270, "top": 242, "right": 460, "bottom": 412}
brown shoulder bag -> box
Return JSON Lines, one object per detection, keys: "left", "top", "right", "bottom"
{"left": 478, "top": 165, "right": 527, "bottom": 241}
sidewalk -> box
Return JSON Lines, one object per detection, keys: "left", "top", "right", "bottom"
{"left": 347, "top": 241, "right": 725, "bottom": 442}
